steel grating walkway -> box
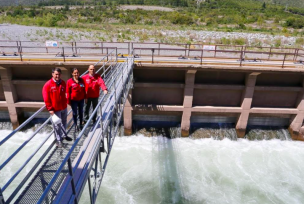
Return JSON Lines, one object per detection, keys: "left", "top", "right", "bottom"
{"left": 16, "top": 125, "right": 90, "bottom": 204}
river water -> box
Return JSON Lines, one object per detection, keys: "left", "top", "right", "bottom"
{"left": 1, "top": 126, "right": 304, "bottom": 204}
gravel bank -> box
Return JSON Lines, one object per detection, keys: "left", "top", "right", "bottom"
{"left": 0, "top": 24, "right": 300, "bottom": 48}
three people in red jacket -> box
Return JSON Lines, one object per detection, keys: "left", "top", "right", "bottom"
{"left": 42, "top": 65, "right": 108, "bottom": 147}
{"left": 66, "top": 68, "right": 86, "bottom": 130}
{"left": 82, "top": 65, "right": 108, "bottom": 123}
{"left": 42, "top": 68, "right": 73, "bottom": 147}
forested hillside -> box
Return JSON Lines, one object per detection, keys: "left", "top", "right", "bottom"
{"left": 0, "top": 0, "right": 304, "bottom": 45}
{"left": 1, "top": 0, "right": 304, "bottom": 8}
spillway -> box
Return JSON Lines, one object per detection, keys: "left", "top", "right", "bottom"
{"left": 1, "top": 127, "right": 304, "bottom": 204}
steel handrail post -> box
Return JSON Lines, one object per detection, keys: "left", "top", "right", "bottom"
{"left": 16, "top": 41, "right": 19, "bottom": 53}
{"left": 293, "top": 48, "right": 298, "bottom": 61}
{"left": 116, "top": 47, "right": 118, "bottom": 62}
{"left": 200, "top": 49, "right": 203, "bottom": 65}
{"left": 67, "top": 158, "right": 78, "bottom": 204}
{"left": 152, "top": 48, "right": 154, "bottom": 64}
{"left": 282, "top": 53, "right": 287, "bottom": 68}
{"left": 268, "top": 46, "right": 272, "bottom": 60}
{"left": 87, "top": 177, "right": 93, "bottom": 204}
{"left": 101, "top": 42, "right": 103, "bottom": 54}
{"left": 62, "top": 47, "right": 65, "bottom": 62}
{"left": 158, "top": 43, "right": 160, "bottom": 56}
{"left": 214, "top": 45, "right": 217, "bottom": 58}
{"left": 92, "top": 155, "right": 99, "bottom": 203}
{"left": 295, "top": 49, "right": 299, "bottom": 62}
{"left": 19, "top": 49, "right": 23, "bottom": 61}
{"left": 240, "top": 46, "right": 244, "bottom": 67}
{"left": 102, "top": 61, "right": 105, "bottom": 78}
{"left": 128, "top": 42, "right": 130, "bottom": 55}
{"left": 75, "top": 41, "right": 77, "bottom": 54}
{"left": 107, "top": 48, "right": 108, "bottom": 61}
{"left": 20, "top": 41, "right": 22, "bottom": 52}
{"left": 110, "top": 52, "right": 113, "bottom": 73}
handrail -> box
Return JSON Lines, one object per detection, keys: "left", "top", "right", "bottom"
{"left": 53, "top": 58, "right": 132, "bottom": 204}
{"left": 0, "top": 49, "right": 117, "bottom": 203}
{"left": 0, "top": 117, "right": 51, "bottom": 171}
{"left": 0, "top": 106, "right": 45, "bottom": 146}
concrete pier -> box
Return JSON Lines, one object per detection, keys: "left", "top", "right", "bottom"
{"left": 236, "top": 72, "right": 259, "bottom": 138}
{"left": 181, "top": 70, "right": 196, "bottom": 137}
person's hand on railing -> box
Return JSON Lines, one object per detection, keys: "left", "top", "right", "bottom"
{"left": 49, "top": 110, "right": 54, "bottom": 115}
{"left": 103, "top": 90, "right": 108, "bottom": 95}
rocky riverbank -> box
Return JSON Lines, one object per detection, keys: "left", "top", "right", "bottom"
{"left": 0, "top": 24, "right": 301, "bottom": 47}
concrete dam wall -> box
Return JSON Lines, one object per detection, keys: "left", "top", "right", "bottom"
{"left": 0, "top": 60, "right": 304, "bottom": 140}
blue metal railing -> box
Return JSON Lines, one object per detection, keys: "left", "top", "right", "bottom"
{"left": 0, "top": 48, "right": 120, "bottom": 204}
{"left": 39, "top": 56, "right": 134, "bottom": 204}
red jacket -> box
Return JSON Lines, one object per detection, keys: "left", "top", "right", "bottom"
{"left": 82, "top": 73, "right": 107, "bottom": 98}
{"left": 66, "top": 78, "right": 87, "bottom": 104}
{"left": 42, "top": 79, "right": 67, "bottom": 112}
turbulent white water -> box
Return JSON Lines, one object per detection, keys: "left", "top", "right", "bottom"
{"left": 0, "top": 129, "right": 53, "bottom": 201}
{"left": 1, "top": 130, "right": 304, "bottom": 204}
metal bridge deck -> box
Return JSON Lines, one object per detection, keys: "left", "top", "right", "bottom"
{"left": 16, "top": 125, "right": 90, "bottom": 204}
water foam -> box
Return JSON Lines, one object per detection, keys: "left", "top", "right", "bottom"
{"left": 93, "top": 136, "right": 304, "bottom": 204}
{"left": 1, "top": 129, "right": 304, "bottom": 204}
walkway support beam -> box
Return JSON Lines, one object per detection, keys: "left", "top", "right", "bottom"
{"left": 236, "top": 72, "right": 260, "bottom": 138}
{"left": 181, "top": 70, "right": 197, "bottom": 137}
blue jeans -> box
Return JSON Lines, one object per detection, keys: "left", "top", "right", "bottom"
{"left": 71, "top": 99, "right": 84, "bottom": 126}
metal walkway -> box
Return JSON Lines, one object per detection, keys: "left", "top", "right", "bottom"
{"left": 0, "top": 49, "right": 134, "bottom": 204}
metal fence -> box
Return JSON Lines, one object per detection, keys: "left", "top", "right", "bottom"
{"left": 0, "top": 41, "right": 303, "bottom": 68}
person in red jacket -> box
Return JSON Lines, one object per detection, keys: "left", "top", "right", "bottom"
{"left": 82, "top": 65, "right": 108, "bottom": 123}
{"left": 42, "top": 67, "right": 72, "bottom": 148}
{"left": 66, "top": 68, "right": 86, "bottom": 130}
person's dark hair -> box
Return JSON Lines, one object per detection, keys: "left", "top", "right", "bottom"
{"left": 71, "top": 68, "right": 79, "bottom": 74}
{"left": 52, "top": 67, "right": 62, "bottom": 73}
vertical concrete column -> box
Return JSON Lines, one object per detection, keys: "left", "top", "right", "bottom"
{"left": 181, "top": 70, "right": 197, "bottom": 137}
{"left": 289, "top": 79, "right": 304, "bottom": 141}
{"left": 124, "top": 89, "right": 132, "bottom": 135}
{"left": 0, "top": 66, "right": 20, "bottom": 129}
{"left": 236, "top": 72, "right": 260, "bottom": 138}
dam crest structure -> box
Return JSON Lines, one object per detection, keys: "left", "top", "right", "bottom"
{"left": 0, "top": 41, "right": 304, "bottom": 203}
